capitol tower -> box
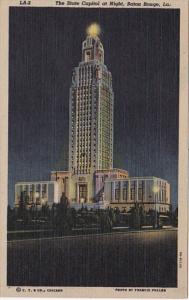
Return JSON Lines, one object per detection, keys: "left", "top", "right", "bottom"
{"left": 15, "top": 23, "right": 170, "bottom": 213}
{"left": 68, "top": 23, "right": 119, "bottom": 205}
{"left": 69, "top": 24, "right": 113, "bottom": 175}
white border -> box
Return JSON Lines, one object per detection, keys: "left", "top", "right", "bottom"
{"left": 0, "top": 0, "right": 188, "bottom": 297}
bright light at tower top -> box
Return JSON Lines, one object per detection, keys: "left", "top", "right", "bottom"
{"left": 86, "top": 23, "right": 101, "bottom": 37}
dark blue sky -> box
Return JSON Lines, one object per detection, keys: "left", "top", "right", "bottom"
{"left": 9, "top": 7, "right": 179, "bottom": 208}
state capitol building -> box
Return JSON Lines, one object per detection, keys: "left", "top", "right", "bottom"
{"left": 15, "top": 24, "right": 171, "bottom": 213}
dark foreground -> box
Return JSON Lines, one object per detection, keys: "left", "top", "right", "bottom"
{"left": 7, "top": 229, "right": 177, "bottom": 287}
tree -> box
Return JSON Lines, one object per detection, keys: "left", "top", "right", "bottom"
{"left": 139, "top": 205, "right": 146, "bottom": 227}
{"left": 99, "top": 210, "right": 112, "bottom": 233}
{"left": 41, "top": 203, "right": 50, "bottom": 225}
{"left": 107, "top": 207, "right": 116, "bottom": 226}
{"left": 70, "top": 208, "right": 77, "bottom": 228}
{"left": 60, "top": 192, "right": 69, "bottom": 208}
{"left": 7, "top": 205, "right": 16, "bottom": 230}
{"left": 17, "top": 191, "right": 28, "bottom": 221}
{"left": 172, "top": 207, "right": 178, "bottom": 227}
{"left": 129, "top": 203, "right": 140, "bottom": 229}
{"left": 55, "top": 193, "right": 73, "bottom": 234}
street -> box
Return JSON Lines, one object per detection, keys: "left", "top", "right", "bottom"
{"left": 7, "top": 229, "right": 177, "bottom": 287}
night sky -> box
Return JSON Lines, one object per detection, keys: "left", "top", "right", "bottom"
{"left": 9, "top": 7, "right": 179, "bottom": 208}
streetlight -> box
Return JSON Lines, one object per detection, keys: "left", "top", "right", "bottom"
{"left": 152, "top": 183, "right": 160, "bottom": 229}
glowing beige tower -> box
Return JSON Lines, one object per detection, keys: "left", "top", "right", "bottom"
{"left": 68, "top": 24, "right": 114, "bottom": 203}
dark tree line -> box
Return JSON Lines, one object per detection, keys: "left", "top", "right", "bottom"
{"left": 8, "top": 193, "right": 178, "bottom": 233}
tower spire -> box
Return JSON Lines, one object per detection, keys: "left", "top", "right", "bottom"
{"left": 82, "top": 24, "right": 104, "bottom": 63}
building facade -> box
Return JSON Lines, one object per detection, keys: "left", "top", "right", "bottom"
{"left": 104, "top": 177, "right": 170, "bottom": 212}
{"left": 14, "top": 25, "right": 171, "bottom": 212}
{"left": 15, "top": 181, "right": 60, "bottom": 209}
{"left": 68, "top": 32, "right": 114, "bottom": 203}
{"left": 69, "top": 34, "right": 114, "bottom": 174}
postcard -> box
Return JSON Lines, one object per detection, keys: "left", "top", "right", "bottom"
{"left": 0, "top": 0, "right": 188, "bottom": 298}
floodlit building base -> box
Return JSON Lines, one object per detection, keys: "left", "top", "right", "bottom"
{"left": 104, "top": 176, "right": 170, "bottom": 213}
{"left": 15, "top": 170, "right": 170, "bottom": 213}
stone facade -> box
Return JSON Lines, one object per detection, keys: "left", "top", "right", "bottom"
{"left": 104, "top": 177, "right": 170, "bottom": 212}
{"left": 15, "top": 181, "right": 60, "bottom": 209}
{"left": 14, "top": 28, "right": 171, "bottom": 213}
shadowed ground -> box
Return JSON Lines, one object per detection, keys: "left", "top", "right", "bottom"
{"left": 7, "top": 229, "right": 177, "bottom": 287}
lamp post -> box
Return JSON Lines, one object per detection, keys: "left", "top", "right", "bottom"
{"left": 152, "top": 183, "right": 160, "bottom": 229}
